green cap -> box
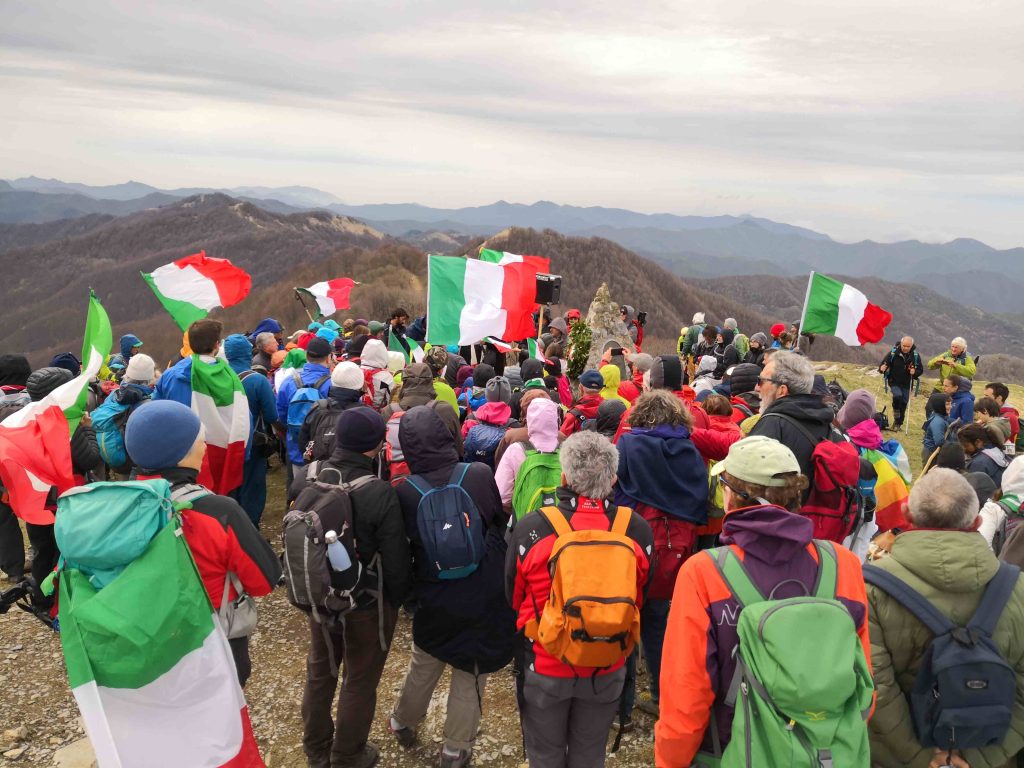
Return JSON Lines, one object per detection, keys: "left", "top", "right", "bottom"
{"left": 368, "top": 320, "right": 387, "bottom": 333}
{"left": 710, "top": 436, "right": 801, "bottom": 487}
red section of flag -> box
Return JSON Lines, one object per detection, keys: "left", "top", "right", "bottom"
{"left": 0, "top": 405, "right": 75, "bottom": 524}
{"left": 198, "top": 440, "right": 247, "bottom": 496}
{"left": 855, "top": 302, "right": 893, "bottom": 345}
{"left": 325, "top": 278, "right": 355, "bottom": 311}
{"left": 177, "top": 251, "right": 252, "bottom": 308}
{"left": 220, "top": 707, "right": 265, "bottom": 768}
{"left": 500, "top": 262, "right": 540, "bottom": 341}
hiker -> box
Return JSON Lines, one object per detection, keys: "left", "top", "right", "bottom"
{"left": 251, "top": 331, "right": 280, "bottom": 374}
{"left": 495, "top": 395, "right": 560, "bottom": 518}
{"left": 561, "top": 370, "right": 604, "bottom": 436}
{"left": 509, "top": 359, "right": 549, "bottom": 422}
{"left": 979, "top": 456, "right": 1024, "bottom": 559}
{"left": 250, "top": 317, "right": 283, "bottom": 347}
{"left": 681, "top": 312, "right": 706, "bottom": 361}
{"left": 367, "top": 320, "right": 388, "bottom": 341}
{"left": 508, "top": 430, "right": 653, "bottom": 768}
{"left": 712, "top": 329, "right": 740, "bottom": 379}
{"left": 960, "top": 423, "right": 1010, "bottom": 487}
{"left": 380, "top": 362, "right": 463, "bottom": 463}
{"left": 105, "top": 333, "right": 144, "bottom": 381}
{"left": 621, "top": 304, "right": 643, "bottom": 350}
{"left": 296, "top": 407, "right": 412, "bottom": 768}
{"left": 154, "top": 319, "right": 228, "bottom": 406}
{"left": 0, "top": 354, "right": 32, "bottom": 581}
{"left": 383, "top": 307, "right": 411, "bottom": 357}
{"left": 769, "top": 322, "right": 786, "bottom": 348}
{"left": 928, "top": 336, "right": 977, "bottom": 387}
{"left": 599, "top": 363, "right": 630, "bottom": 407}
{"left": 126, "top": 400, "right": 280, "bottom": 687}
{"left": 626, "top": 353, "right": 653, "bottom": 393}
{"left": 276, "top": 336, "right": 333, "bottom": 483}
{"left": 864, "top": 468, "right": 1024, "bottom": 767}
{"left": 691, "top": 355, "right": 719, "bottom": 398}
{"left": 459, "top": 363, "right": 496, "bottom": 414}
{"left": 723, "top": 363, "right": 760, "bottom": 423}
{"left": 975, "top": 397, "right": 1013, "bottom": 447}
{"left": 425, "top": 346, "right": 460, "bottom": 414}
{"left": 932, "top": 442, "right": 998, "bottom": 508}
{"left": 462, "top": 377, "right": 515, "bottom": 470}
{"left": 656, "top": 436, "right": 871, "bottom": 767}
{"left": 494, "top": 387, "right": 564, "bottom": 467}
{"left": 388, "top": 406, "right": 515, "bottom": 768}
{"left": 985, "top": 382, "right": 1021, "bottom": 448}
{"left": 693, "top": 326, "right": 717, "bottom": 364}
{"left": 923, "top": 392, "right": 952, "bottom": 466}
{"left": 946, "top": 374, "right": 976, "bottom": 427}
{"left": 646, "top": 354, "right": 711, "bottom": 430}
{"left": 702, "top": 394, "right": 742, "bottom": 436}
{"left": 92, "top": 353, "right": 156, "bottom": 476}
{"left": 879, "top": 336, "right": 922, "bottom": 430}
{"left": 590, "top": 399, "right": 628, "bottom": 439}
{"left": 544, "top": 317, "right": 568, "bottom": 358}
{"left": 744, "top": 332, "right": 768, "bottom": 368}
{"left": 446, "top": 348, "right": 471, "bottom": 389}
{"left": 298, "top": 362, "right": 366, "bottom": 471}
{"left": 615, "top": 391, "right": 708, "bottom": 721}
{"left": 359, "top": 339, "right": 394, "bottom": 412}
{"left": 224, "top": 334, "right": 279, "bottom": 528}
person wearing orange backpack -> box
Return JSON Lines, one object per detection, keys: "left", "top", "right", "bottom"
{"left": 507, "top": 431, "right": 653, "bottom": 768}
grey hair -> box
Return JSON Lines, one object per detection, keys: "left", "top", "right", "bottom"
{"left": 723, "top": 317, "right": 738, "bottom": 331}
{"left": 255, "top": 331, "right": 277, "bottom": 349}
{"left": 560, "top": 431, "right": 619, "bottom": 500}
{"left": 951, "top": 336, "right": 967, "bottom": 349}
{"left": 908, "top": 467, "right": 979, "bottom": 529}
{"left": 628, "top": 390, "right": 692, "bottom": 428}
{"left": 901, "top": 336, "right": 914, "bottom": 345}
{"left": 769, "top": 351, "right": 815, "bottom": 395}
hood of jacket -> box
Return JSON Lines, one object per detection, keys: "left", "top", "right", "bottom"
{"left": 621, "top": 305, "right": 635, "bottom": 322}
{"left": 958, "top": 377, "right": 974, "bottom": 394}
{"left": 473, "top": 401, "right": 511, "bottom": 426}
{"left": 223, "top": 333, "right": 253, "bottom": 374}
{"left": 27, "top": 366, "right": 73, "bottom": 401}
{"left": 595, "top": 399, "right": 627, "bottom": 436}
{"left": 327, "top": 386, "right": 364, "bottom": 408}
{"left": 720, "top": 504, "right": 814, "bottom": 566}
{"left": 360, "top": 339, "right": 389, "bottom": 370}
{"left": 525, "top": 396, "right": 559, "bottom": 452}
{"left": 251, "top": 318, "right": 282, "bottom": 338}
{"left": 400, "top": 405, "right": 459, "bottom": 475}
{"left": 520, "top": 358, "right": 545, "bottom": 382}
{"left": 1001, "top": 456, "right": 1024, "bottom": 499}
{"left": 889, "top": 530, "right": 998, "bottom": 594}
{"left": 615, "top": 425, "right": 709, "bottom": 522}
{"left": 119, "top": 334, "right": 142, "bottom": 360}
{"left": 846, "top": 418, "right": 883, "bottom": 450}
{"left": 599, "top": 364, "right": 621, "bottom": 399}
{"left": 763, "top": 392, "right": 836, "bottom": 431}
{"left": 472, "top": 363, "right": 496, "bottom": 387}
{"left": 0, "top": 355, "right": 30, "bottom": 388}
{"left": 398, "top": 363, "right": 437, "bottom": 408}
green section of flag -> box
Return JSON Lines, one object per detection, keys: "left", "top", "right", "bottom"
{"left": 426, "top": 255, "right": 467, "bottom": 345}
{"left": 141, "top": 272, "right": 209, "bottom": 332}
{"left": 190, "top": 355, "right": 243, "bottom": 407}
{"left": 68, "top": 292, "right": 112, "bottom": 431}
{"left": 388, "top": 327, "right": 409, "bottom": 363}
{"left": 801, "top": 272, "right": 843, "bottom": 335}
{"left": 478, "top": 248, "right": 503, "bottom": 263}
{"left": 295, "top": 287, "right": 323, "bottom": 321}
{"left": 59, "top": 521, "right": 213, "bottom": 690}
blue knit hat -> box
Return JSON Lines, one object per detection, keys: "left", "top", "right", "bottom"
{"left": 125, "top": 400, "right": 202, "bottom": 470}
{"left": 579, "top": 370, "right": 604, "bottom": 390}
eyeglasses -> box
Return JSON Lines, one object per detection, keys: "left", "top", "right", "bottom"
{"left": 757, "top": 376, "right": 783, "bottom": 387}
{"left": 717, "top": 474, "right": 751, "bottom": 500}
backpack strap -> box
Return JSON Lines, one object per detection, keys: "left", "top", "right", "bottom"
{"left": 292, "top": 371, "right": 302, "bottom": 389}
{"left": 862, "top": 564, "right": 957, "bottom": 636}
{"left": 315, "top": 373, "right": 331, "bottom": 390}
{"left": 610, "top": 506, "right": 632, "bottom": 536}
{"left": 170, "top": 482, "right": 210, "bottom": 508}
{"left": 811, "top": 540, "right": 839, "bottom": 599}
{"left": 712, "top": 546, "right": 765, "bottom": 608}
{"left": 997, "top": 498, "right": 1023, "bottom": 519}
{"left": 968, "top": 562, "right": 1020, "bottom": 637}
{"left": 449, "top": 463, "right": 472, "bottom": 488}
{"left": 538, "top": 505, "right": 573, "bottom": 538}
{"left": 238, "top": 370, "right": 254, "bottom": 382}
{"left": 404, "top": 475, "right": 429, "bottom": 497}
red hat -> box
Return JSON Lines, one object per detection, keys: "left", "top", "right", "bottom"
{"left": 770, "top": 323, "right": 786, "bottom": 338}
{"left": 566, "top": 308, "right": 581, "bottom": 320}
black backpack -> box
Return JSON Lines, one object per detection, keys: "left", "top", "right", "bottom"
{"left": 863, "top": 562, "right": 1020, "bottom": 750}
{"left": 992, "top": 498, "right": 1024, "bottom": 557}
{"left": 303, "top": 399, "right": 343, "bottom": 463}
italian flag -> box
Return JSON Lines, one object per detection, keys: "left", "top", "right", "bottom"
{"left": 484, "top": 337, "right": 545, "bottom": 360}
{"left": 479, "top": 248, "right": 550, "bottom": 274}
{"left": 59, "top": 519, "right": 264, "bottom": 768}
{"left": 296, "top": 278, "right": 355, "bottom": 319}
{"left": 142, "top": 251, "right": 252, "bottom": 331}
{"left": 0, "top": 292, "right": 111, "bottom": 524}
{"left": 190, "top": 357, "right": 249, "bottom": 495}
{"left": 388, "top": 330, "right": 424, "bottom": 364}
{"left": 800, "top": 272, "right": 892, "bottom": 346}
{"left": 427, "top": 255, "right": 539, "bottom": 345}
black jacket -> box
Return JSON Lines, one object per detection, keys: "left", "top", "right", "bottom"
{"left": 393, "top": 406, "right": 515, "bottom": 672}
{"left": 749, "top": 393, "right": 839, "bottom": 479}
{"left": 321, "top": 448, "right": 413, "bottom": 609}
{"left": 298, "top": 386, "right": 364, "bottom": 459}
{"left": 880, "top": 345, "right": 922, "bottom": 389}
{"left": 71, "top": 424, "right": 102, "bottom": 477}
{"left": 745, "top": 347, "right": 766, "bottom": 369}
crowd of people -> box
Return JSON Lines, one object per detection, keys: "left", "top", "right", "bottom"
{"left": 3, "top": 302, "right": 1024, "bottom": 768}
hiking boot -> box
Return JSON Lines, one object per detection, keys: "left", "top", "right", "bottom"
{"left": 388, "top": 716, "right": 416, "bottom": 748}
{"left": 334, "top": 743, "right": 380, "bottom": 768}
{"left": 307, "top": 755, "right": 330, "bottom": 768}
{"left": 438, "top": 746, "right": 472, "bottom": 768}
{"left": 636, "top": 693, "right": 660, "bottom": 718}
{"left": 614, "top": 715, "right": 635, "bottom": 734}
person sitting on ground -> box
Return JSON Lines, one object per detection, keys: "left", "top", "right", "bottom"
{"left": 865, "top": 467, "right": 1024, "bottom": 768}
{"left": 702, "top": 394, "right": 741, "bottom": 436}
{"left": 945, "top": 374, "right": 976, "bottom": 428}
{"left": 691, "top": 355, "right": 720, "bottom": 398}
{"left": 960, "top": 422, "right": 1010, "bottom": 487}
{"left": 744, "top": 332, "right": 768, "bottom": 368}
{"left": 975, "top": 396, "right": 1012, "bottom": 447}
{"left": 561, "top": 370, "right": 605, "bottom": 437}
{"left": 985, "top": 382, "right": 1020, "bottom": 447}
{"left": 923, "top": 391, "right": 952, "bottom": 466}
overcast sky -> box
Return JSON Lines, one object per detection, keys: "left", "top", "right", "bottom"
{"left": 2, "top": 1, "right": 1023, "bottom": 246}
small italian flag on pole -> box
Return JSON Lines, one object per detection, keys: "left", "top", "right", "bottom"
{"left": 190, "top": 357, "right": 249, "bottom": 495}
{"left": 388, "top": 331, "right": 424, "bottom": 364}
{"left": 0, "top": 291, "right": 112, "bottom": 524}
{"left": 427, "top": 255, "right": 539, "bottom": 345}
{"left": 485, "top": 338, "right": 545, "bottom": 360}
{"left": 296, "top": 278, "right": 356, "bottom": 320}
{"left": 59, "top": 519, "right": 264, "bottom": 767}
{"left": 142, "top": 251, "right": 251, "bottom": 331}
{"left": 800, "top": 272, "right": 892, "bottom": 346}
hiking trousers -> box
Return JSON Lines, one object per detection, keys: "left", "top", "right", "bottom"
{"left": 392, "top": 642, "right": 488, "bottom": 752}
{"left": 0, "top": 502, "right": 24, "bottom": 579}
{"left": 302, "top": 605, "right": 398, "bottom": 765}
{"left": 890, "top": 385, "right": 910, "bottom": 427}
{"left": 233, "top": 454, "right": 268, "bottom": 529}
{"left": 521, "top": 666, "right": 625, "bottom": 768}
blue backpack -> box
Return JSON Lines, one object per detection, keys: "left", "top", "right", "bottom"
{"left": 406, "top": 464, "right": 485, "bottom": 580}
{"left": 92, "top": 397, "right": 134, "bottom": 469}
{"left": 863, "top": 562, "right": 1020, "bottom": 750}
{"left": 463, "top": 423, "right": 509, "bottom": 469}
{"left": 286, "top": 372, "right": 331, "bottom": 462}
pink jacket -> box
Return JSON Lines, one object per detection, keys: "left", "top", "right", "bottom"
{"left": 495, "top": 397, "right": 560, "bottom": 506}
{"left": 461, "top": 401, "right": 512, "bottom": 438}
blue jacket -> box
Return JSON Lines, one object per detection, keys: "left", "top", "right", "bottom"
{"left": 923, "top": 412, "right": 948, "bottom": 455}
{"left": 948, "top": 390, "right": 975, "bottom": 428}
{"left": 153, "top": 357, "right": 196, "bottom": 406}
{"left": 237, "top": 370, "right": 277, "bottom": 461}
{"left": 276, "top": 363, "right": 332, "bottom": 462}
{"left": 614, "top": 424, "right": 709, "bottom": 524}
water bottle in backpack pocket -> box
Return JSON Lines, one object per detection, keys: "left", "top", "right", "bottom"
{"left": 406, "top": 464, "right": 485, "bottom": 580}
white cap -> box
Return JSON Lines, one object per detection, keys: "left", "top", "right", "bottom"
{"left": 331, "top": 361, "right": 364, "bottom": 390}
{"left": 693, "top": 312, "right": 706, "bottom": 324}
{"left": 124, "top": 353, "right": 156, "bottom": 383}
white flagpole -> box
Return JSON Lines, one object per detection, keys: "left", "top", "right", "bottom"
{"left": 794, "top": 271, "right": 815, "bottom": 354}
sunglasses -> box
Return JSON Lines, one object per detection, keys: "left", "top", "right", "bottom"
{"left": 757, "top": 376, "right": 783, "bottom": 387}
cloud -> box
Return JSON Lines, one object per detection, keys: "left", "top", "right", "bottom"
{"left": 1, "top": 0, "right": 1023, "bottom": 246}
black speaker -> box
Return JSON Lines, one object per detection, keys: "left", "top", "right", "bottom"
{"left": 535, "top": 273, "right": 561, "bottom": 305}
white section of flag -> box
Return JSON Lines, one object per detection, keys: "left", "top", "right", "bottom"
{"left": 458, "top": 259, "right": 507, "bottom": 346}
{"left": 834, "top": 284, "right": 870, "bottom": 346}
{"left": 149, "top": 263, "right": 222, "bottom": 310}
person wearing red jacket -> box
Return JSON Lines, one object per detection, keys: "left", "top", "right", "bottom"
{"left": 985, "top": 382, "right": 1020, "bottom": 445}
{"left": 507, "top": 431, "right": 653, "bottom": 768}
{"left": 655, "top": 436, "right": 871, "bottom": 767}
{"left": 560, "top": 369, "right": 605, "bottom": 437}
{"left": 127, "top": 400, "right": 281, "bottom": 688}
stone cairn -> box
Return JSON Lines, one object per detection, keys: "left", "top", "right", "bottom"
{"left": 584, "top": 282, "right": 636, "bottom": 372}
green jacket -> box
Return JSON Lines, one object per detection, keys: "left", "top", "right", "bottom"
{"left": 682, "top": 323, "right": 705, "bottom": 357}
{"left": 927, "top": 351, "right": 977, "bottom": 385}
{"left": 867, "top": 530, "right": 1024, "bottom": 768}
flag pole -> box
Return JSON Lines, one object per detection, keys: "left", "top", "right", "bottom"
{"left": 795, "top": 271, "right": 815, "bottom": 354}
{"left": 293, "top": 289, "right": 316, "bottom": 324}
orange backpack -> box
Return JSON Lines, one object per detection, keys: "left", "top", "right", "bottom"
{"left": 529, "top": 506, "right": 640, "bottom": 668}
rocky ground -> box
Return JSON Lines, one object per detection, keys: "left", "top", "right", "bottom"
{"left": 0, "top": 463, "right": 657, "bottom": 768}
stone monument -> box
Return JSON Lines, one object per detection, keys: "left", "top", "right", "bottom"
{"left": 585, "top": 283, "right": 636, "bottom": 371}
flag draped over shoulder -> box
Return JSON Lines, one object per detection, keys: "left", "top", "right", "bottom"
{"left": 863, "top": 448, "right": 911, "bottom": 531}
{"left": 59, "top": 520, "right": 264, "bottom": 768}
{"left": 0, "top": 292, "right": 111, "bottom": 524}
{"left": 296, "top": 278, "right": 355, "bottom": 319}
{"left": 801, "top": 272, "right": 892, "bottom": 346}
{"left": 142, "top": 251, "right": 251, "bottom": 331}
{"left": 190, "top": 356, "right": 249, "bottom": 495}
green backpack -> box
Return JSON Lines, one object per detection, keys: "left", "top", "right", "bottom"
{"left": 696, "top": 541, "right": 874, "bottom": 768}
{"left": 511, "top": 446, "right": 562, "bottom": 521}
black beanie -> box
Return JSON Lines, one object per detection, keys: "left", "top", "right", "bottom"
{"left": 337, "top": 406, "right": 386, "bottom": 452}
{"left": 651, "top": 355, "right": 683, "bottom": 391}
{"left": 728, "top": 363, "right": 760, "bottom": 396}
{"left": 0, "top": 355, "right": 31, "bottom": 387}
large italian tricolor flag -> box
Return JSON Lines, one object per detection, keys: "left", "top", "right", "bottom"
{"left": 59, "top": 519, "right": 263, "bottom": 767}
{"left": 142, "top": 251, "right": 251, "bottom": 331}
{"left": 427, "top": 255, "right": 540, "bottom": 345}
{"left": 296, "top": 277, "right": 355, "bottom": 319}
{"left": 0, "top": 292, "right": 112, "bottom": 524}
{"left": 190, "top": 357, "right": 249, "bottom": 494}
{"left": 800, "top": 272, "right": 893, "bottom": 346}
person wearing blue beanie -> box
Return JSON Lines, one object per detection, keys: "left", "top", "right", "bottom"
{"left": 125, "top": 400, "right": 203, "bottom": 471}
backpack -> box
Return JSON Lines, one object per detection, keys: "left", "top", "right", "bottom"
{"left": 384, "top": 408, "right": 410, "bottom": 480}
{"left": 826, "top": 379, "right": 848, "bottom": 414}
{"left": 646, "top": 511, "right": 699, "bottom": 601}
{"left": 530, "top": 505, "right": 640, "bottom": 668}
{"left": 698, "top": 541, "right": 873, "bottom": 768}
{"left": 303, "top": 400, "right": 342, "bottom": 463}
{"left": 761, "top": 413, "right": 864, "bottom": 543}
{"left": 568, "top": 407, "right": 590, "bottom": 431}
{"left": 991, "top": 497, "right": 1024, "bottom": 557}
{"left": 873, "top": 407, "right": 890, "bottom": 431}
{"left": 511, "top": 445, "right": 562, "bottom": 521}
{"left": 92, "top": 396, "right": 135, "bottom": 469}
{"left": 286, "top": 372, "right": 331, "bottom": 456}
{"left": 463, "top": 422, "right": 508, "bottom": 469}
{"left": 862, "top": 562, "right": 1019, "bottom": 751}
{"left": 0, "top": 389, "right": 29, "bottom": 424}
{"left": 405, "top": 464, "right": 485, "bottom": 580}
